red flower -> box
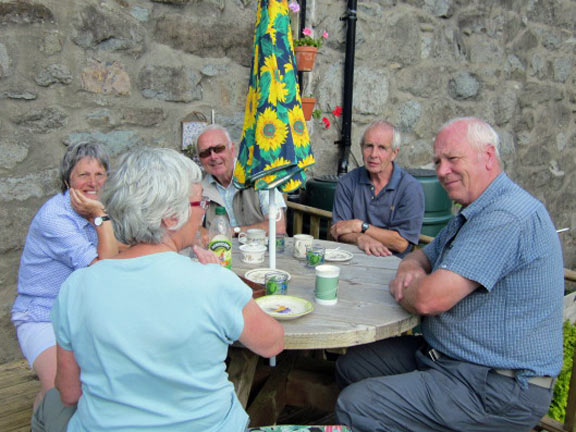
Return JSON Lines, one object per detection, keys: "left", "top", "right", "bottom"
{"left": 332, "top": 106, "right": 343, "bottom": 117}
{"left": 321, "top": 117, "right": 331, "bottom": 129}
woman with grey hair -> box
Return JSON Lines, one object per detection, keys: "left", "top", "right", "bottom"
{"left": 33, "top": 148, "right": 284, "bottom": 432}
{"left": 11, "top": 142, "right": 121, "bottom": 410}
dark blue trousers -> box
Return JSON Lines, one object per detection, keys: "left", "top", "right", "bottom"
{"left": 335, "top": 335, "right": 552, "bottom": 432}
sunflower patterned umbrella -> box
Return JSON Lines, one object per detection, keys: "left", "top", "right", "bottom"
{"left": 234, "top": 0, "right": 315, "bottom": 269}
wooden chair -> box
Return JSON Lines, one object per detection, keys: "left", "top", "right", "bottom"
{"left": 287, "top": 201, "right": 333, "bottom": 240}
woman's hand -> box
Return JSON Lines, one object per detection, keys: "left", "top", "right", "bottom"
{"left": 70, "top": 188, "right": 105, "bottom": 221}
{"left": 193, "top": 245, "right": 219, "bottom": 265}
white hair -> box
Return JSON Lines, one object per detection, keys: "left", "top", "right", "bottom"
{"left": 101, "top": 147, "right": 202, "bottom": 245}
{"left": 195, "top": 124, "right": 233, "bottom": 149}
{"left": 361, "top": 120, "right": 401, "bottom": 150}
{"left": 439, "top": 117, "right": 501, "bottom": 160}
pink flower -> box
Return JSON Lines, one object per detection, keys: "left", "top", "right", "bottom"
{"left": 288, "top": 1, "right": 300, "bottom": 13}
{"left": 321, "top": 117, "right": 331, "bottom": 129}
{"left": 322, "top": 31, "right": 329, "bottom": 39}
{"left": 302, "top": 27, "right": 313, "bottom": 37}
{"left": 332, "top": 106, "right": 342, "bottom": 117}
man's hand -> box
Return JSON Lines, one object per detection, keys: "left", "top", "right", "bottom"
{"left": 70, "top": 188, "right": 106, "bottom": 220}
{"left": 390, "top": 265, "right": 427, "bottom": 303}
{"left": 330, "top": 219, "right": 363, "bottom": 239}
{"left": 192, "top": 245, "right": 219, "bottom": 264}
{"left": 357, "top": 234, "right": 392, "bottom": 257}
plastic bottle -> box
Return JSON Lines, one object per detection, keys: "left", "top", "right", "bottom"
{"left": 208, "top": 206, "right": 233, "bottom": 269}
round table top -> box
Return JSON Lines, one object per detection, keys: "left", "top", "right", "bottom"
{"left": 232, "top": 237, "right": 419, "bottom": 350}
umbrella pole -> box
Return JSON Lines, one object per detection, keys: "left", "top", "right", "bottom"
{"left": 268, "top": 189, "right": 277, "bottom": 270}
{"left": 268, "top": 189, "right": 277, "bottom": 368}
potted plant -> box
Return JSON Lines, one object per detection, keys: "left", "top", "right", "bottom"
{"left": 301, "top": 95, "right": 318, "bottom": 121}
{"left": 294, "top": 27, "right": 328, "bottom": 72}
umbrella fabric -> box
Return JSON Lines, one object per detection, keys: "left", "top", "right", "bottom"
{"left": 234, "top": 0, "right": 315, "bottom": 192}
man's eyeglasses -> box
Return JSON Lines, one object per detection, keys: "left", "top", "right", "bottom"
{"left": 190, "top": 197, "right": 210, "bottom": 210}
{"left": 198, "top": 144, "right": 227, "bottom": 159}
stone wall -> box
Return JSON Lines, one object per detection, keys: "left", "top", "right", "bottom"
{"left": 0, "top": 0, "right": 574, "bottom": 362}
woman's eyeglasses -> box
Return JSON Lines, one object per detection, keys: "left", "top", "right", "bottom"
{"left": 198, "top": 144, "right": 227, "bottom": 159}
{"left": 190, "top": 197, "right": 210, "bottom": 210}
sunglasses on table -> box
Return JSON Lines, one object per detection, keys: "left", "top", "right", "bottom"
{"left": 198, "top": 144, "right": 227, "bottom": 159}
{"left": 190, "top": 197, "right": 210, "bottom": 210}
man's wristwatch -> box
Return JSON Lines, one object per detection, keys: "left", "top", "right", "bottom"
{"left": 94, "top": 216, "right": 111, "bottom": 227}
{"left": 233, "top": 226, "right": 241, "bottom": 236}
{"left": 361, "top": 222, "right": 370, "bottom": 233}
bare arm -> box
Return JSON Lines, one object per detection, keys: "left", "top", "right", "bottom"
{"left": 55, "top": 345, "right": 82, "bottom": 406}
{"left": 390, "top": 249, "right": 478, "bottom": 315}
{"left": 70, "top": 188, "right": 120, "bottom": 263}
{"left": 239, "top": 299, "right": 284, "bottom": 358}
{"left": 331, "top": 219, "right": 408, "bottom": 253}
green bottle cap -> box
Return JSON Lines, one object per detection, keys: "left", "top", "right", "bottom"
{"left": 215, "top": 206, "right": 226, "bottom": 215}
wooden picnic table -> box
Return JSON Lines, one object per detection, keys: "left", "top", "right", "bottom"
{"left": 228, "top": 237, "right": 419, "bottom": 426}
{"left": 232, "top": 237, "right": 419, "bottom": 349}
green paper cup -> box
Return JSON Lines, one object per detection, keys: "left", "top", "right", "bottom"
{"left": 314, "top": 264, "right": 340, "bottom": 305}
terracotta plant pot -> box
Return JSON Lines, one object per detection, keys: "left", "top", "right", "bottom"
{"left": 301, "top": 97, "right": 316, "bottom": 121}
{"left": 295, "top": 46, "right": 318, "bottom": 72}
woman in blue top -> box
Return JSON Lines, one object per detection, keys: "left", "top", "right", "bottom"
{"left": 32, "top": 148, "right": 284, "bottom": 432}
{"left": 12, "top": 142, "right": 122, "bottom": 409}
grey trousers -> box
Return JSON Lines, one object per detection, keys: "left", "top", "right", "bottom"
{"left": 335, "top": 335, "right": 553, "bottom": 432}
{"left": 31, "top": 388, "right": 76, "bottom": 432}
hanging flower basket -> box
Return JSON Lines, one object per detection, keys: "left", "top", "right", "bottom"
{"left": 301, "top": 97, "right": 316, "bottom": 121}
{"left": 295, "top": 46, "right": 318, "bottom": 72}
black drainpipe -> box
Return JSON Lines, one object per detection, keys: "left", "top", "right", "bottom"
{"left": 337, "top": 0, "right": 357, "bottom": 176}
{"left": 297, "top": 0, "right": 307, "bottom": 95}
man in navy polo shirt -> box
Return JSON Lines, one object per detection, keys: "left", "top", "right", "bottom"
{"left": 330, "top": 120, "right": 425, "bottom": 257}
{"left": 335, "top": 117, "right": 564, "bottom": 432}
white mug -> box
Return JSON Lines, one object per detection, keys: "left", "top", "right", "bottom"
{"left": 293, "top": 234, "right": 314, "bottom": 259}
{"left": 238, "top": 228, "right": 267, "bottom": 246}
{"left": 239, "top": 244, "right": 266, "bottom": 264}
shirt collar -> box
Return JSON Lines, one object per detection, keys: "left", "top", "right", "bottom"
{"left": 460, "top": 172, "right": 509, "bottom": 220}
{"left": 360, "top": 162, "right": 400, "bottom": 191}
{"left": 64, "top": 190, "right": 92, "bottom": 228}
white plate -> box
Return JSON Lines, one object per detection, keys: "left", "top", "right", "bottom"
{"left": 325, "top": 248, "right": 354, "bottom": 262}
{"left": 256, "top": 295, "right": 314, "bottom": 320}
{"left": 245, "top": 268, "right": 291, "bottom": 284}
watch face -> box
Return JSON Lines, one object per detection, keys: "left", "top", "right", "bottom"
{"left": 95, "top": 216, "right": 110, "bottom": 226}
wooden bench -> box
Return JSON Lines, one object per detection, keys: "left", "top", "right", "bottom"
{"left": 0, "top": 359, "right": 39, "bottom": 432}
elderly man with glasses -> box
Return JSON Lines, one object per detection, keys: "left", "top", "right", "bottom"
{"left": 196, "top": 124, "right": 287, "bottom": 237}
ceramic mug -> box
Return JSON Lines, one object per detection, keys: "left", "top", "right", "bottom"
{"left": 238, "top": 228, "right": 267, "bottom": 246}
{"left": 293, "top": 234, "right": 314, "bottom": 259}
{"left": 239, "top": 244, "right": 266, "bottom": 264}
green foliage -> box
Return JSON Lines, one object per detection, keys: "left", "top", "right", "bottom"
{"left": 548, "top": 320, "right": 576, "bottom": 421}
{"left": 294, "top": 36, "right": 322, "bottom": 48}
{"left": 312, "top": 109, "right": 322, "bottom": 120}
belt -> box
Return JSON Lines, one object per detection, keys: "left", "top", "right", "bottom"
{"left": 420, "top": 346, "right": 555, "bottom": 390}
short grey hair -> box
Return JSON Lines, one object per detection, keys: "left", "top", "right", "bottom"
{"left": 361, "top": 120, "right": 401, "bottom": 151}
{"left": 101, "top": 148, "right": 202, "bottom": 245}
{"left": 195, "top": 124, "right": 233, "bottom": 150}
{"left": 439, "top": 117, "right": 501, "bottom": 160}
{"left": 59, "top": 142, "right": 110, "bottom": 193}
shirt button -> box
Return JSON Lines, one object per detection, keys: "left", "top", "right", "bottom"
{"left": 441, "top": 265, "right": 447, "bottom": 268}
